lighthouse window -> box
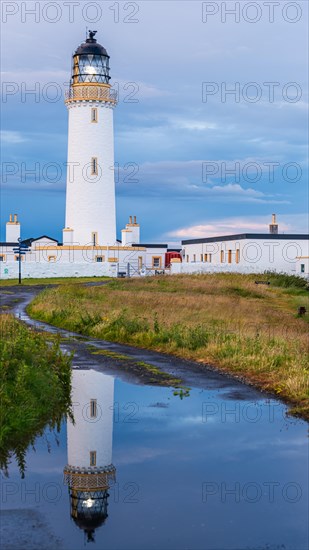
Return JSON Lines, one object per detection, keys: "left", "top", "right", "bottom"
{"left": 91, "top": 157, "right": 98, "bottom": 175}
{"left": 220, "top": 250, "right": 224, "bottom": 263}
{"left": 301, "top": 264, "right": 305, "bottom": 273}
{"left": 90, "top": 451, "right": 97, "bottom": 466}
{"left": 91, "top": 108, "right": 98, "bottom": 123}
{"left": 90, "top": 399, "right": 97, "bottom": 418}
{"left": 236, "top": 249, "right": 240, "bottom": 264}
{"left": 228, "top": 250, "right": 232, "bottom": 264}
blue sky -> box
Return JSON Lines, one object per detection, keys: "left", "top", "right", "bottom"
{"left": 1, "top": 1, "right": 308, "bottom": 243}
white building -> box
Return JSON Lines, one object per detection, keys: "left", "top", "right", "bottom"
{"left": 63, "top": 368, "right": 116, "bottom": 542}
{"left": 172, "top": 220, "right": 309, "bottom": 277}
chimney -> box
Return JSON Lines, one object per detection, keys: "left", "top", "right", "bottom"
{"left": 269, "top": 213, "right": 278, "bottom": 235}
{"left": 6, "top": 213, "right": 20, "bottom": 241}
{"left": 129, "top": 216, "right": 132, "bottom": 224}
{"left": 134, "top": 215, "right": 136, "bottom": 224}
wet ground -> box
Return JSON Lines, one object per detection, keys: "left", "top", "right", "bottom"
{"left": 1, "top": 285, "right": 308, "bottom": 550}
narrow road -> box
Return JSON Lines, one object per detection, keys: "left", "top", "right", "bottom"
{"left": 1, "top": 284, "right": 269, "bottom": 400}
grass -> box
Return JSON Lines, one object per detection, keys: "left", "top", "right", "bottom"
{"left": 87, "top": 346, "right": 182, "bottom": 385}
{"left": 27, "top": 273, "right": 309, "bottom": 418}
{"left": 0, "top": 314, "right": 72, "bottom": 476}
{"left": 0, "top": 276, "right": 110, "bottom": 287}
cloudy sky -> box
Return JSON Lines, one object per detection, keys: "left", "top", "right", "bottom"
{"left": 1, "top": 1, "right": 308, "bottom": 243}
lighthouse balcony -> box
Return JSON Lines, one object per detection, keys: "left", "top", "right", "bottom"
{"left": 64, "top": 464, "right": 116, "bottom": 489}
{"left": 65, "top": 85, "right": 118, "bottom": 104}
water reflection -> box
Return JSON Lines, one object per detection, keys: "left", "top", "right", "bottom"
{"left": 63, "top": 367, "right": 116, "bottom": 543}
{"left": 2, "top": 361, "right": 308, "bottom": 549}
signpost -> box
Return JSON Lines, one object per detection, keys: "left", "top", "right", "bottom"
{"left": 12, "top": 238, "right": 30, "bottom": 284}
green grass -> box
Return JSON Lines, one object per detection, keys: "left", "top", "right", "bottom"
{"left": 0, "top": 276, "right": 111, "bottom": 287}
{"left": 87, "top": 346, "right": 181, "bottom": 385}
{"left": 89, "top": 348, "right": 130, "bottom": 360}
{"left": 27, "top": 273, "right": 309, "bottom": 419}
{"left": 0, "top": 314, "right": 72, "bottom": 476}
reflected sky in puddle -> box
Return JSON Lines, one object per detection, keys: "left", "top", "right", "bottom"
{"left": 2, "top": 366, "right": 308, "bottom": 550}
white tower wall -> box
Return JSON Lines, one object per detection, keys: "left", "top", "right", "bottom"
{"left": 67, "top": 369, "right": 114, "bottom": 468}
{"left": 65, "top": 102, "right": 116, "bottom": 246}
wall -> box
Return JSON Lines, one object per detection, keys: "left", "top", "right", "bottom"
{"left": 295, "top": 257, "right": 309, "bottom": 278}
{"left": 65, "top": 101, "right": 116, "bottom": 246}
{"left": 67, "top": 369, "right": 114, "bottom": 468}
{"left": 0, "top": 261, "right": 118, "bottom": 279}
{"left": 170, "top": 262, "right": 289, "bottom": 275}
{"left": 145, "top": 248, "right": 167, "bottom": 269}
{"left": 181, "top": 238, "right": 309, "bottom": 275}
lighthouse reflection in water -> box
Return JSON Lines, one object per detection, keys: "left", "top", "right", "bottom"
{"left": 64, "top": 367, "right": 116, "bottom": 543}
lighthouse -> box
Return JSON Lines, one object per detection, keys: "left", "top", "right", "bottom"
{"left": 64, "top": 368, "right": 116, "bottom": 542}
{"left": 64, "top": 31, "right": 117, "bottom": 246}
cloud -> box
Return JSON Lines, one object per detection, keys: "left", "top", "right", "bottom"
{"left": 168, "top": 214, "right": 309, "bottom": 239}
{"left": 1, "top": 130, "right": 28, "bottom": 144}
{"left": 169, "top": 118, "right": 218, "bottom": 131}
{"left": 115, "top": 446, "right": 170, "bottom": 465}
{"left": 116, "top": 159, "right": 291, "bottom": 203}
{"left": 111, "top": 78, "right": 172, "bottom": 100}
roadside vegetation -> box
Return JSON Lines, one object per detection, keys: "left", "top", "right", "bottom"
{"left": 0, "top": 314, "right": 72, "bottom": 476}
{"left": 0, "top": 276, "right": 110, "bottom": 287}
{"left": 28, "top": 273, "right": 309, "bottom": 418}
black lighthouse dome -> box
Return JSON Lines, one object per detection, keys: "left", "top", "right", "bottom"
{"left": 72, "top": 31, "right": 111, "bottom": 85}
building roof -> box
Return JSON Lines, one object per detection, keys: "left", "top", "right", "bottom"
{"left": 31, "top": 235, "right": 59, "bottom": 243}
{"left": 74, "top": 33, "right": 109, "bottom": 57}
{"left": 182, "top": 234, "right": 309, "bottom": 245}
{"left": 1, "top": 235, "right": 59, "bottom": 247}
{"left": 135, "top": 243, "right": 168, "bottom": 249}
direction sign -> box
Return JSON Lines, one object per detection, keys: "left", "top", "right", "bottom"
{"left": 13, "top": 247, "right": 29, "bottom": 252}
{"left": 13, "top": 240, "right": 30, "bottom": 284}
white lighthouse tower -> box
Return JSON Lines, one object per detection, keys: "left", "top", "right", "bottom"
{"left": 64, "top": 31, "right": 117, "bottom": 246}
{"left": 64, "top": 368, "right": 116, "bottom": 542}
